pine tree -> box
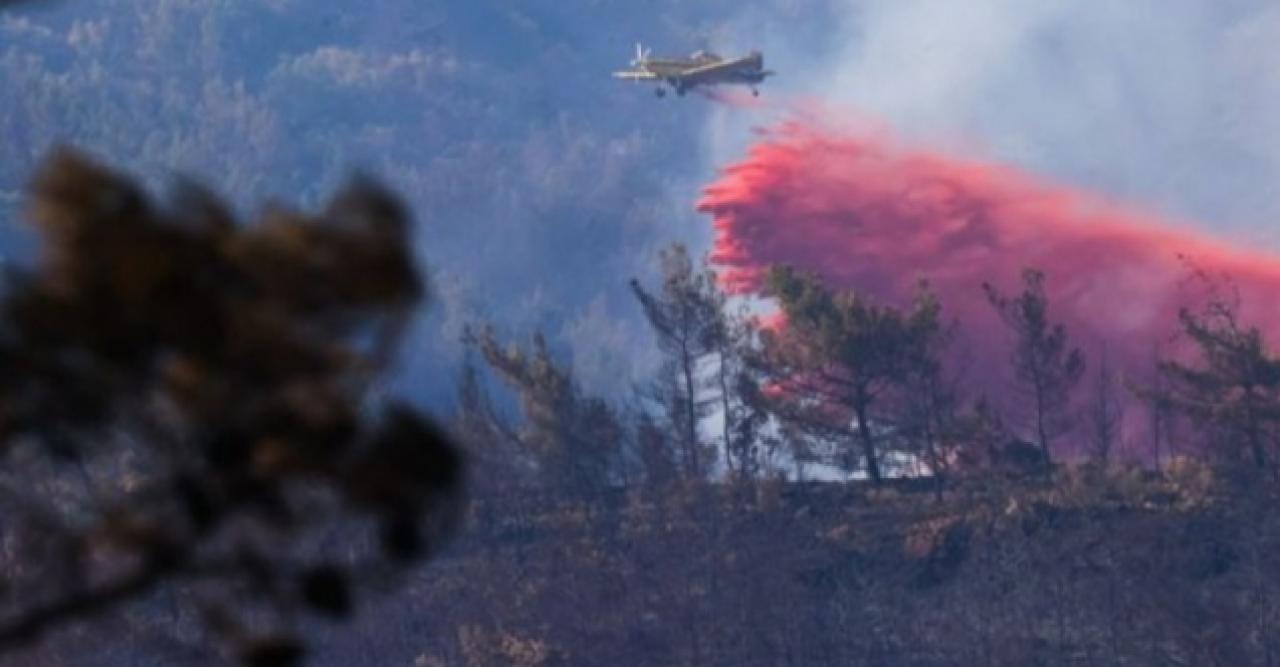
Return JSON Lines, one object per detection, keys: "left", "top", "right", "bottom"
{"left": 983, "top": 268, "right": 1085, "bottom": 471}
{"left": 630, "top": 244, "right": 725, "bottom": 478}
{"left": 755, "top": 267, "right": 941, "bottom": 485}
{"left": 465, "top": 326, "right": 622, "bottom": 494}
{"left": 1088, "top": 349, "right": 1126, "bottom": 467}
{"left": 895, "top": 282, "right": 959, "bottom": 490}
{"left": 452, "top": 356, "right": 529, "bottom": 495}
{"left": 1157, "top": 296, "right": 1280, "bottom": 472}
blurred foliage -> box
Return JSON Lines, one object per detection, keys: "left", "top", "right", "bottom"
{"left": 0, "top": 149, "right": 460, "bottom": 665}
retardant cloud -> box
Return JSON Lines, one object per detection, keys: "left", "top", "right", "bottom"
{"left": 698, "top": 119, "right": 1280, "bottom": 450}
{"left": 703, "top": 1, "right": 1280, "bottom": 249}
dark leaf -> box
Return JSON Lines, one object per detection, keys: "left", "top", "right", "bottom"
{"left": 380, "top": 514, "right": 424, "bottom": 563}
{"left": 175, "top": 476, "right": 219, "bottom": 534}
{"left": 299, "top": 566, "right": 352, "bottom": 618}
{"left": 240, "top": 637, "right": 306, "bottom": 667}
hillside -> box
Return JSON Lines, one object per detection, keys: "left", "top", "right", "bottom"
{"left": 338, "top": 466, "right": 1277, "bottom": 667}
{"left": 8, "top": 3, "right": 1280, "bottom": 666}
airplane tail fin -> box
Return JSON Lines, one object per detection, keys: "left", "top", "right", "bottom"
{"left": 749, "top": 51, "right": 773, "bottom": 78}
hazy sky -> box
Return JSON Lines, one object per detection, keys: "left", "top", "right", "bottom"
{"left": 7, "top": 0, "right": 1280, "bottom": 403}
{"left": 703, "top": 0, "right": 1280, "bottom": 249}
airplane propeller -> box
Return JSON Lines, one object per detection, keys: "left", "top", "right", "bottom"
{"left": 630, "top": 42, "right": 651, "bottom": 67}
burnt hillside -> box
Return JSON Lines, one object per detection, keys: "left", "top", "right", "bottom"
{"left": 351, "top": 466, "right": 1278, "bottom": 667}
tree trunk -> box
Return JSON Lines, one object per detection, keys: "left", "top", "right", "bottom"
{"left": 1151, "top": 400, "right": 1163, "bottom": 473}
{"left": 1034, "top": 380, "right": 1054, "bottom": 474}
{"left": 921, "top": 385, "right": 947, "bottom": 500}
{"left": 1244, "top": 386, "right": 1268, "bottom": 471}
{"left": 925, "top": 432, "right": 945, "bottom": 501}
{"left": 854, "top": 396, "right": 882, "bottom": 485}
{"left": 718, "top": 346, "right": 734, "bottom": 476}
{"left": 680, "top": 340, "right": 700, "bottom": 477}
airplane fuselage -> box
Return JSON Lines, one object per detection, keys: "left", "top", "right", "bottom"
{"left": 615, "top": 48, "right": 772, "bottom": 97}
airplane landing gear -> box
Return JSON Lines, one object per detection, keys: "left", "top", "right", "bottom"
{"left": 655, "top": 87, "right": 667, "bottom": 98}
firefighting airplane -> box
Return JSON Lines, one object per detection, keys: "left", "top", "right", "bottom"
{"left": 612, "top": 43, "right": 774, "bottom": 98}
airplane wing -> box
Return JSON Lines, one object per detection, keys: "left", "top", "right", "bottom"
{"left": 675, "top": 57, "right": 750, "bottom": 84}
{"left": 612, "top": 70, "right": 660, "bottom": 81}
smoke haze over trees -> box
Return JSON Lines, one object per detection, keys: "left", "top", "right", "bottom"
{"left": 10, "top": 1, "right": 1280, "bottom": 665}
{"left": 0, "top": 0, "right": 847, "bottom": 404}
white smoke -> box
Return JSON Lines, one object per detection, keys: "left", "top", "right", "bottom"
{"left": 701, "top": 0, "right": 1280, "bottom": 248}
